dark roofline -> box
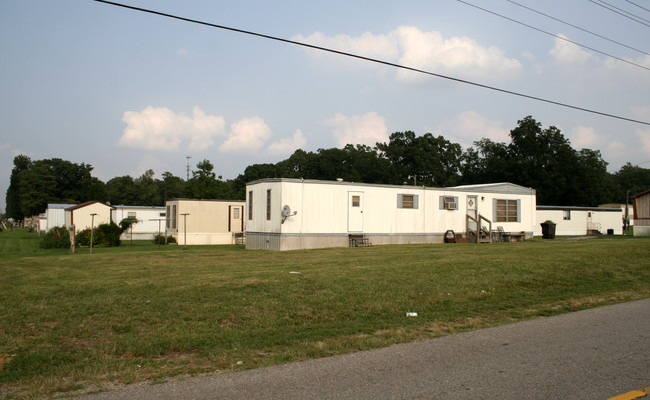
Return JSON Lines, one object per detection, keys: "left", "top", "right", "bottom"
{"left": 65, "top": 201, "right": 114, "bottom": 211}
{"left": 537, "top": 205, "right": 622, "bottom": 212}
{"left": 632, "top": 188, "right": 650, "bottom": 198}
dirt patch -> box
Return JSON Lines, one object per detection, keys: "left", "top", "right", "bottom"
{"left": 0, "top": 354, "right": 13, "bottom": 370}
{"left": 220, "top": 315, "right": 244, "bottom": 328}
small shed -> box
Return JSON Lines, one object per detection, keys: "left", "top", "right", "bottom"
{"left": 245, "top": 179, "right": 537, "bottom": 251}
{"left": 65, "top": 201, "right": 114, "bottom": 232}
{"left": 41, "top": 203, "right": 76, "bottom": 232}
{"left": 165, "top": 199, "right": 246, "bottom": 245}
{"left": 632, "top": 189, "right": 650, "bottom": 236}
{"left": 112, "top": 205, "right": 167, "bottom": 240}
{"left": 535, "top": 206, "right": 623, "bottom": 236}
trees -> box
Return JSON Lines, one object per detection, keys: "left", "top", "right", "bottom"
{"left": 614, "top": 163, "right": 650, "bottom": 202}
{"left": 5, "top": 155, "right": 107, "bottom": 220}
{"left": 461, "top": 116, "right": 613, "bottom": 205}
{"left": 377, "top": 131, "right": 462, "bottom": 187}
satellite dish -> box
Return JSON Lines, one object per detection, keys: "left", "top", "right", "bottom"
{"left": 281, "top": 205, "right": 297, "bottom": 223}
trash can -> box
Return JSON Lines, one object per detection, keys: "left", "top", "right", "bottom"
{"left": 541, "top": 222, "right": 556, "bottom": 239}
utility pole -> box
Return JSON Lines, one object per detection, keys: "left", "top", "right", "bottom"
{"left": 181, "top": 213, "right": 190, "bottom": 249}
{"left": 89, "top": 213, "right": 97, "bottom": 254}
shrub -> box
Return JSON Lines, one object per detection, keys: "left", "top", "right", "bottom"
{"left": 152, "top": 233, "right": 177, "bottom": 245}
{"left": 98, "top": 223, "right": 122, "bottom": 247}
{"left": 76, "top": 223, "right": 122, "bottom": 247}
{"left": 76, "top": 228, "right": 99, "bottom": 247}
{"left": 40, "top": 226, "right": 71, "bottom": 249}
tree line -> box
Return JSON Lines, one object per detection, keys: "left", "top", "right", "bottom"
{"left": 5, "top": 116, "right": 650, "bottom": 220}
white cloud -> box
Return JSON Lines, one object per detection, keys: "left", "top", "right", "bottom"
{"left": 324, "top": 112, "right": 389, "bottom": 147}
{"left": 293, "top": 26, "right": 522, "bottom": 82}
{"left": 569, "top": 126, "right": 602, "bottom": 149}
{"left": 636, "top": 129, "right": 650, "bottom": 154}
{"left": 549, "top": 34, "right": 592, "bottom": 64}
{"left": 219, "top": 117, "right": 271, "bottom": 152}
{"left": 119, "top": 106, "right": 225, "bottom": 152}
{"left": 438, "top": 111, "right": 509, "bottom": 147}
{"left": 268, "top": 129, "right": 307, "bottom": 155}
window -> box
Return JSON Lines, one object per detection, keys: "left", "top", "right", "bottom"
{"left": 398, "top": 194, "right": 419, "bottom": 209}
{"left": 172, "top": 205, "right": 177, "bottom": 229}
{"left": 266, "top": 189, "right": 272, "bottom": 220}
{"left": 495, "top": 199, "right": 518, "bottom": 222}
{"left": 159, "top": 212, "right": 166, "bottom": 217}
{"left": 166, "top": 206, "right": 170, "bottom": 228}
{"left": 352, "top": 195, "right": 360, "bottom": 207}
{"left": 127, "top": 211, "right": 136, "bottom": 218}
{"left": 248, "top": 191, "right": 253, "bottom": 220}
{"left": 563, "top": 210, "right": 571, "bottom": 220}
{"left": 233, "top": 208, "right": 240, "bottom": 219}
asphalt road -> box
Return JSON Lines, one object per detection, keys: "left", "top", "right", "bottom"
{"left": 70, "top": 299, "right": 649, "bottom": 400}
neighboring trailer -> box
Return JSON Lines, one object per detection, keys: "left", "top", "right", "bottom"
{"left": 165, "top": 199, "right": 246, "bottom": 245}
{"left": 535, "top": 206, "right": 623, "bottom": 236}
{"left": 42, "top": 203, "right": 76, "bottom": 232}
{"left": 112, "top": 205, "right": 167, "bottom": 240}
{"left": 245, "top": 179, "right": 536, "bottom": 251}
{"left": 65, "top": 201, "right": 114, "bottom": 232}
{"left": 633, "top": 189, "right": 650, "bottom": 236}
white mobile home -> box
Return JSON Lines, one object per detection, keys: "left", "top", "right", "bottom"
{"left": 165, "top": 199, "right": 246, "bottom": 245}
{"left": 42, "top": 203, "right": 76, "bottom": 232}
{"left": 245, "top": 179, "right": 537, "bottom": 251}
{"left": 535, "top": 206, "right": 623, "bottom": 236}
{"left": 112, "top": 205, "right": 167, "bottom": 240}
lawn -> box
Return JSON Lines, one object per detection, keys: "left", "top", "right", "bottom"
{"left": 0, "top": 229, "right": 649, "bottom": 399}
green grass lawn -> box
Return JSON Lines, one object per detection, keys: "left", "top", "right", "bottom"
{"left": 1, "top": 229, "right": 649, "bottom": 399}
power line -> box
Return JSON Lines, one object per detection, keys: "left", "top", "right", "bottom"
{"left": 624, "top": 0, "right": 650, "bottom": 14}
{"left": 505, "top": 0, "right": 649, "bottom": 56}
{"left": 457, "top": 0, "right": 650, "bottom": 72}
{"left": 594, "top": 0, "right": 650, "bottom": 23}
{"left": 587, "top": 0, "right": 650, "bottom": 27}
{"left": 91, "top": 0, "right": 650, "bottom": 127}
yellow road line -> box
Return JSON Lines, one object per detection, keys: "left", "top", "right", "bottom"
{"left": 607, "top": 387, "right": 649, "bottom": 400}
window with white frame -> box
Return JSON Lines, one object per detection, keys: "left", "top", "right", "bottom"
{"left": 266, "top": 189, "right": 272, "bottom": 220}
{"left": 563, "top": 210, "right": 571, "bottom": 220}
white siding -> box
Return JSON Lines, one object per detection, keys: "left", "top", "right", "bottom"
{"left": 535, "top": 207, "right": 623, "bottom": 236}
{"left": 246, "top": 179, "right": 537, "bottom": 250}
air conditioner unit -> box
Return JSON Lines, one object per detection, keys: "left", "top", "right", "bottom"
{"left": 445, "top": 202, "right": 457, "bottom": 210}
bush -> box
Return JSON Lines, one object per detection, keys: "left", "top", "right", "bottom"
{"left": 40, "top": 226, "right": 71, "bottom": 249}
{"left": 98, "top": 223, "right": 122, "bottom": 247}
{"left": 76, "top": 223, "right": 122, "bottom": 247}
{"left": 152, "top": 234, "right": 177, "bottom": 245}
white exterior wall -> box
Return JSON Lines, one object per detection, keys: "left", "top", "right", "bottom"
{"left": 112, "top": 206, "right": 166, "bottom": 240}
{"left": 534, "top": 208, "right": 623, "bottom": 236}
{"left": 45, "top": 204, "right": 73, "bottom": 231}
{"left": 246, "top": 179, "right": 537, "bottom": 250}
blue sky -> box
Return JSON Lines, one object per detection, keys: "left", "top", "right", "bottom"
{"left": 2, "top": 0, "right": 649, "bottom": 212}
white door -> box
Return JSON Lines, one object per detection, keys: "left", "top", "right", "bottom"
{"left": 348, "top": 192, "right": 364, "bottom": 232}
{"left": 467, "top": 195, "right": 478, "bottom": 231}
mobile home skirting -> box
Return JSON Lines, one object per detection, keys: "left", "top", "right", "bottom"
{"left": 246, "top": 231, "right": 450, "bottom": 251}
